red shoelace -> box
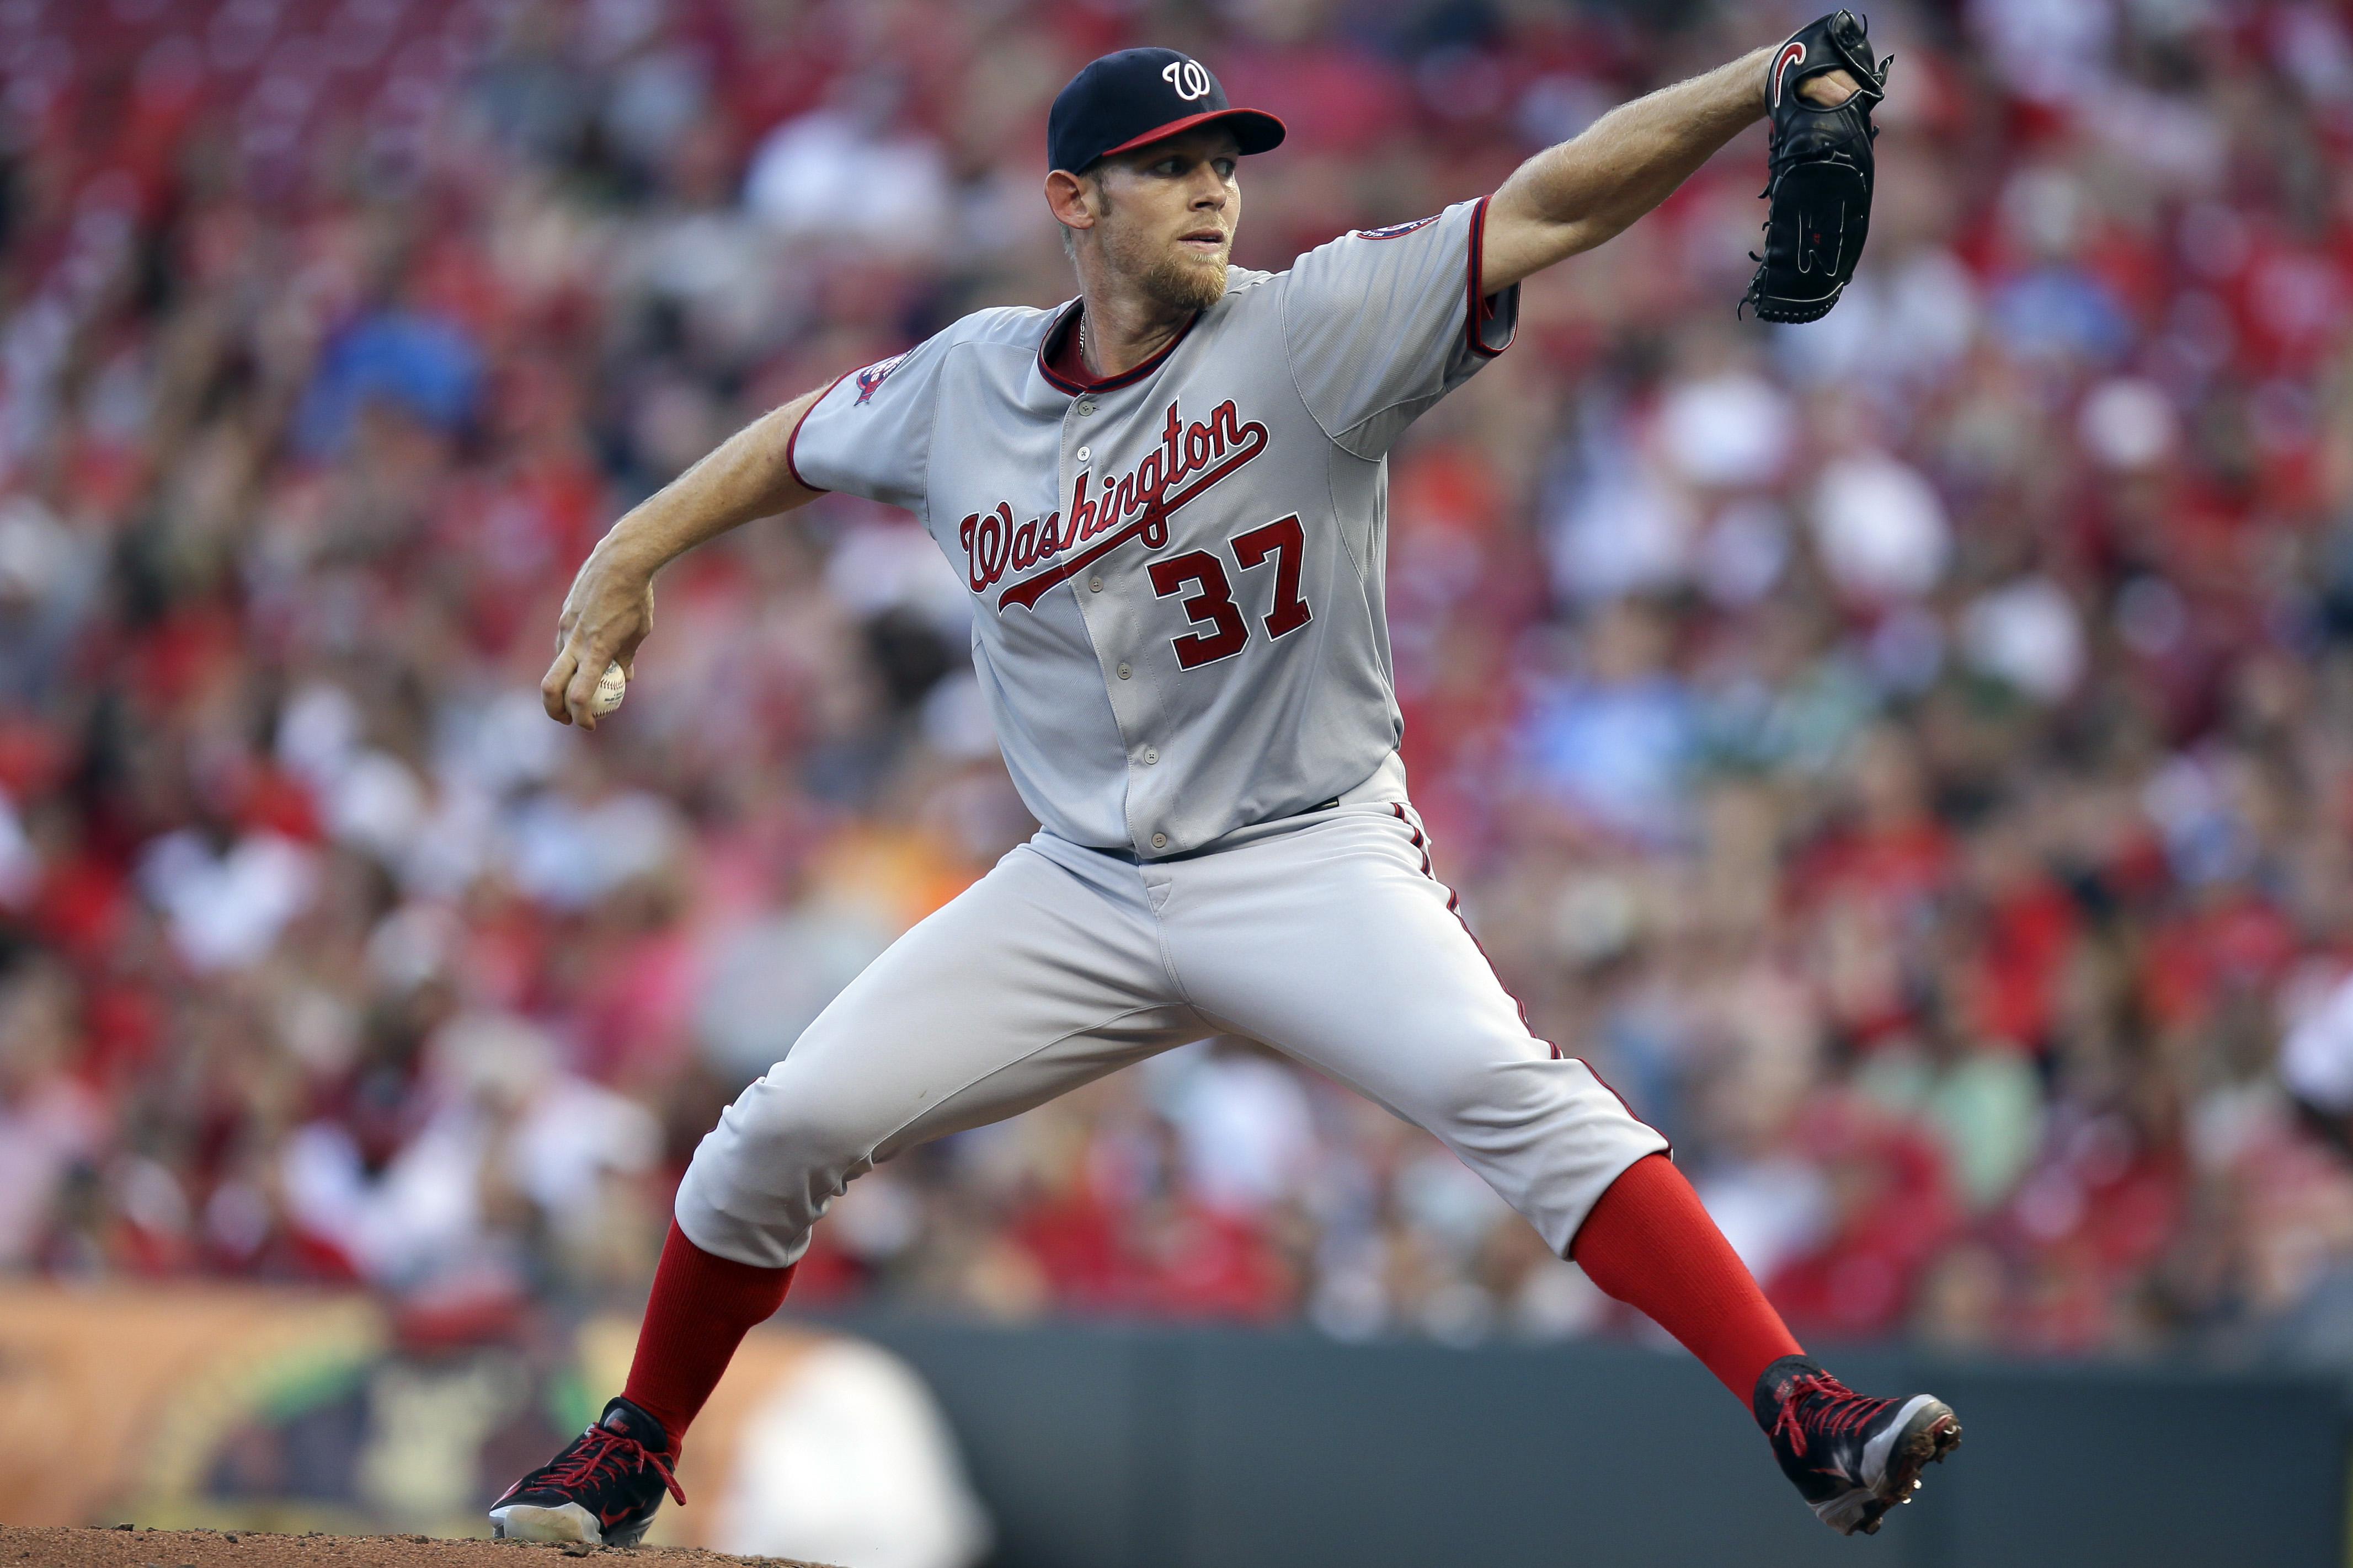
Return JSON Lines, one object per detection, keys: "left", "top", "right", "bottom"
{"left": 546, "top": 1423, "right": 687, "bottom": 1507}
{"left": 1768, "top": 1371, "right": 1887, "bottom": 1459}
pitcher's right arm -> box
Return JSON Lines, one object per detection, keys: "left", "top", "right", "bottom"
{"left": 541, "top": 384, "right": 826, "bottom": 728}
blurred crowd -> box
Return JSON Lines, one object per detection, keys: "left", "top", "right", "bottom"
{"left": 4, "top": 0, "right": 2353, "bottom": 1365}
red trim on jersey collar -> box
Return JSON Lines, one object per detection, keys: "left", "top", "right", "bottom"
{"left": 1036, "top": 300, "right": 1202, "bottom": 395}
{"left": 1043, "top": 304, "right": 1108, "bottom": 389}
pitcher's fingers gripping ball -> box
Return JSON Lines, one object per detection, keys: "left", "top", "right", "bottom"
{"left": 1742, "top": 9, "right": 1892, "bottom": 323}
{"left": 591, "top": 661, "right": 627, "bottom": 718}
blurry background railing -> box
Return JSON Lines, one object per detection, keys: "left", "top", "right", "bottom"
{"left": 834, "top": 1313, "right": 2353, "bottom": 1568}
{"left": 6, "top": 1281, "right": 2344, "bottom": 1566}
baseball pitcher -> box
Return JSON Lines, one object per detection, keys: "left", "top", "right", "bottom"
{"left": 495, "top": 17, "right": 1955, "bottom": 1548}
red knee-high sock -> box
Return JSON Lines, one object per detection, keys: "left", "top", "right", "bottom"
{"left": 1570, "top": 1153, "right": 1803, "bottom": 1410}
{"left": 621, "top": 1220, "right": 796, "bottom": 1448}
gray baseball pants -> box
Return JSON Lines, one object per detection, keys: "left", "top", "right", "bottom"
{"left": 674, "top": 765, "right": 1667, "bottom": 1270}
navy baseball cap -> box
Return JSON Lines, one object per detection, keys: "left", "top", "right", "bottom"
{"left": 1048, "top": 47, "right": 1286, "bottom": 174}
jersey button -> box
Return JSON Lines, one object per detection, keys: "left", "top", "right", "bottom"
{"left": 1076, "top": 399, "right": 1095, "bottom": 416}
{"left": 1116, "top": 663, "right": 1132, "bottom": 679}
{"left": 1075, "top": 445, "right": 1092, "bottom": 463}
{"left": 1142, "top": 748, "right": 1159, "bottom": 765}
{"left": 1151, "top": 833, "right": 1168, "bottom": 850}
{"left": 1089, "top": 575, "right": 1103, "bottom": 592}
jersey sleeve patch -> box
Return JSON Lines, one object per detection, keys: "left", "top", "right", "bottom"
{"left": 1348, "top": 215, "right": 1442, "bottom": 241}
{"left": 853, "top": 351, "right": 909, "bottom": 405}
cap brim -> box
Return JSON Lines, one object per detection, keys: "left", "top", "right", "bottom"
{"left": 1090, "top": 108, "right": 1287, "bottom": 166}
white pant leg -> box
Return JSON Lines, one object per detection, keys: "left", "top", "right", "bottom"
{"left": 1153, "top": 801, "right": 1668, "bottom": 1256}
{"left": 675, "top": 836, "right": 1200, "bottom": 1268}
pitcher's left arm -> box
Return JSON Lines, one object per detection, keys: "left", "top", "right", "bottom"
{"left": 1478, "top": 41, "right": 1857, "bottom": 294}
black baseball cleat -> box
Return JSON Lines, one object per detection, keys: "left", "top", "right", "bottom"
{"left": 490, "top": 1395, "right": 685, "bottom": 1546}
{"left": 1754, "top": 1355, "right": 1962, "bottom": 1536}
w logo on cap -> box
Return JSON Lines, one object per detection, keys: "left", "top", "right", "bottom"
{"left": 1161, "top": 58, "right": 1212, "bottom": 100}
{"left": 1048, "top": 48, "right": 1284, "bottom": 174}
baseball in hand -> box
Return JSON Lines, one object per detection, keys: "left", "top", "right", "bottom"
{"left": 590, "top": 661, "right": 628, "bottom": 718}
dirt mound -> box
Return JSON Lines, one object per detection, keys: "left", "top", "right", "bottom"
{"left": 0, "top": 1527, "right": 840, "bottom": 1568}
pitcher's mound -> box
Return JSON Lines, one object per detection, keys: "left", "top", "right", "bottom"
{"left": 0, "top": 1526, "right": 841, "bottom": 1567}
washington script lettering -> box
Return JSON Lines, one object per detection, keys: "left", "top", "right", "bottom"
{"left": 961, "top": 399, "right": 1270, "bottom": 613}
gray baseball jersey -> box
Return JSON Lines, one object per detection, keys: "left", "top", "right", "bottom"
{"left": 787, "top": 196, "right": 1518, "bottom": 858}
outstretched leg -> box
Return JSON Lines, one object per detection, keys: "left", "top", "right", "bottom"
{"left": 1158, "top": 800, "right": 1959, "bottom": 1536}
{"left": 493, "top": 836, "right": 1199, "bottom": 1545}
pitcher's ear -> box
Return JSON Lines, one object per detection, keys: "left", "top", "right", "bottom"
{"left": 1045, "top": 168, "right": 1099, "bottom": 231}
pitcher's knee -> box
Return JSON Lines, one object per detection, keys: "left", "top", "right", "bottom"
{"left": 727, "top": 1069, "right": 884, "bottom": 1170}
{"left": 1422, "top": 1057, "right": 1669, "bottom": 1251}
{"left": 673, "top": 1071, "right": 884, "bottom": 1269}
